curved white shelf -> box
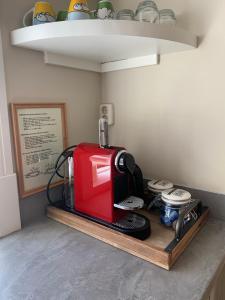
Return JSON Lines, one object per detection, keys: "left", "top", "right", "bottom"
{"left": 11, "top": 20, "right": 197, "bottom": 73}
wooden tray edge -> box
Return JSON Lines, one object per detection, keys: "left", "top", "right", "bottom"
{"left": 47, "top": 206, "right": 170, "bottom": 270}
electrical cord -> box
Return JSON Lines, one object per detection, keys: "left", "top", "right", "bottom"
{"left": 54, "top": 145, "right": 77, "bottom": 178}
{"left": 46, "top": 152, "right": 72, "bottom": 205}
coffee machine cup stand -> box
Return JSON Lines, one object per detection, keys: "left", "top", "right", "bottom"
{"left": 47, "top": 118, "right": 151, "bottom": 240}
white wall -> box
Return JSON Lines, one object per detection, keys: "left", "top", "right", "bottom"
{"left": 102, "top": 0, "right": 225, "bottom": 194}
{"left": 0, "top": 1, "right": 5, "bottom": 177}
{"left": 0, "top": 28, "right": 21, "bottom": 237}
{"left": 2, "top": 0, "right": 101, "bottom": 147}
{"left": 0, "top": 0, "right": 100, "bottom": 231}
{"left": 1, "top": 0, "right": 224, "bottom": 233}
{"left": 0, "top": 129, "right": 4, "bottom": 178}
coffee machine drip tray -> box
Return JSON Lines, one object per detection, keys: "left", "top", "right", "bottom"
{"left": 114, "top": 196, "right": 144, "bottom": 211}
{"left": 114, "top": 213, "right": 147, "bottom": 230}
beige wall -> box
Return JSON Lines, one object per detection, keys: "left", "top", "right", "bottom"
{"left": 2, "top": 0, "right": 100, "bottom": 149}
{"left": 1, "top": 0, "right": 225, "bottom": 195}
{"left": 102, "top": 0, "right": 225, "bottom": 194}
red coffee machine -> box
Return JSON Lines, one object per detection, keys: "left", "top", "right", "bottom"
{"left": 74, "top": 143, "right": 128, "bottom": 224}
{"left": 48, "top": 119, "right": 151, "bottom": 240}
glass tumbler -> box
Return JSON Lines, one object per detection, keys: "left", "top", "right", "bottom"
{"left": 159, "top": 9, "right": 176, "bottom": 24}
{"left": 117, "top": 9, "right": 135, "bottom": 20}
{"left": 97, "top": 0, "right": 114, "bottom": 19}
{"left": 135, "top": 1, "right": 159, "bottom": 23}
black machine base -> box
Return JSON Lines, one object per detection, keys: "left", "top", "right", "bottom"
{"left": 51, "top": 202, "right": 151, "bottom": 240}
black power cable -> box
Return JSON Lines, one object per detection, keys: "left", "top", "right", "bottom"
{"left": 46, "top": 152, "right": 72, "bottom": 205}
{"left": 54, "top": 145, "right": 77, "bottom": 178}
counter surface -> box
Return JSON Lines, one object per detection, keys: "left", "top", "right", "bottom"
{"left": 1, "top": 216, "right": 225, "bottom": 300}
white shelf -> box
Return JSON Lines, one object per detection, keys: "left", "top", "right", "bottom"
{"left": 11, "top": 20, "right": 197, "bottom": 73}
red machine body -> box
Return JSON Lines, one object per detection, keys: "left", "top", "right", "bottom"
{"left": 74, "top": 143, "right": 128, "bottom": 223}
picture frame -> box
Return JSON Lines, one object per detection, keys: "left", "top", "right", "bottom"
{"left": 11, "top": 103, "right": 67, "bottom": 198}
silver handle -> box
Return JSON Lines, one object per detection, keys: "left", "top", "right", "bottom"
{"left": 68, "top": 156, "right": 74, "bottom": 209}
{"left": 175, "top": 199, "right": 200, "bottom": 240}
{"left": 23, "top": 7, "right": 34, "bottom": 27}
{"left": 99, "top": 118, "right": 109, "bottom": 148}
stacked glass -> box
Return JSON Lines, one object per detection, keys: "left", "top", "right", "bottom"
{"left": 135, "top": 1, "right": 159, "bottom": 23}
{"left": 159, "top": 9, "right": 176, "bottom": 24}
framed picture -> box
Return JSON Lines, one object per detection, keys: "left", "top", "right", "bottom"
{"left": 11, "top": 103, "right": 67, "bottom": 198}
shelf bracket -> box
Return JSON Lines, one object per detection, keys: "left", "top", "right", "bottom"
{"left": 44, "top": 52, "right": 159, "bottom": 73}
{"left": 101, "top": 55, "right": 159, "bottom": 72}
{"left": 44, "top": 52, "right": 102, "bottom": 72}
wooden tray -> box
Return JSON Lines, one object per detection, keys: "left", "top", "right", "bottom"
{"left": 47, "top": 206, "right": 209, "bottom": 270}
